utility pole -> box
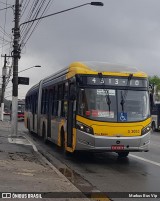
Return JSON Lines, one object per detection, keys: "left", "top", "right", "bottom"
{"left": 0, "top": 54, "right": 7, "bottom": 121}
{"left": 11, "top": 0, "right": 20, "bottom": 135}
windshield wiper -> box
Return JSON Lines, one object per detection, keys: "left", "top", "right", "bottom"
{"left": 106, "top": 89, "right": 111, "bottom": 112}
{"left": 120, "top": 91, "right": 125, "bottom": 113}
{"left": 120, "top": 73, "right": 133, "bottom": 112}
{"left": 98, "top": 73, "right": 111, "bottom": 112}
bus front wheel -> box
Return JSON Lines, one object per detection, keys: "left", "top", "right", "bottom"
{"left": 117, "top": 151, "right": 129, "bottom": 158}
{"left": 151, "top": 122, "right": 156, "bottom": 132}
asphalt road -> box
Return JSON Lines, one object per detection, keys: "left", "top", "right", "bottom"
{"left": 17, "top": 119, "right": 160, "bottom": 201}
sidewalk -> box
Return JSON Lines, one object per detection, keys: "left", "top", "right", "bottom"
{"left": 0, "top": 120, "right": 88, "bottom": 200}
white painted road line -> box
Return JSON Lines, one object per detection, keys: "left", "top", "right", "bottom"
{"left": 130, "top": 154, "right": 160, "bottom": 167}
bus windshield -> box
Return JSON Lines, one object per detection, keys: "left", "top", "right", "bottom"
{"left": 78, "top": 88, "right": 150, "bottom": 122}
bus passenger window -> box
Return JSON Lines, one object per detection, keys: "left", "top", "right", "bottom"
{"left": 63, "top": 101, "right": 68, "bottom": 117}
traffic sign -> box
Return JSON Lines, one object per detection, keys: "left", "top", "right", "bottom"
{"left": 18, "top": 77, "right": 29, "bottom": 85}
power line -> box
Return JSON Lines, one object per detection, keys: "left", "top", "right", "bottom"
{"left": 21, "top": 1, "right": 50, "bottom": 44}
{"left": 20, "top": 0, "right": 39, "bottom": 35}
{"left": 20, "top": 0, "right": 46, "bottom": 39}
{"left": 0, "top": 25, "right": 12, "bottom": 38}
{"left": 20, "top": 0, "right": 53, "bottom": 49}
{"left": 21, "top": 0, "right": 44, "bottom": 37}
{"left": 1, "top": 0, "right": 8, "bottom": 56}
{"left": 0, "top": 0, "right": 12, "bottom": 6}
{"left": 0, "top": 5, "right": 13, "bottom": 11}
{"left": 20, "top": 0, "right": 31, "bottom": 19}
{"left": 0, "top": 36, "right": 11, "bottom": 43}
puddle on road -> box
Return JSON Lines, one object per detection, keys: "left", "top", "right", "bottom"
{"left": 58, "top": 167, "right": 111, "bottom": 201}
{"left": 58, "top": 167, "right": 96, "bottom": 192}
{"left": 59, "top": 168, "right": 74, "bottom": 182}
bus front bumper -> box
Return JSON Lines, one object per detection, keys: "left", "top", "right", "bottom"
{"left": 75, "top": 130, "right": 151, "bottom": 152}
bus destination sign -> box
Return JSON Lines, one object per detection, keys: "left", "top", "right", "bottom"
{"left": 86, "top": 77, "right": 148, "bottom": 87}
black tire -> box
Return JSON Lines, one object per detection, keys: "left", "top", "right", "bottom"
{"left": 27, "top": 119, "right": 31, "bottom": 133}
{"left": 118, "top": 151, "right": 129, "bottom": 158}
{"left": 151, "top": 122, "right": 156, "bottom": 132}
{"left": 61, "top": 129, "right": 65, "bottom": 150}
{"left": 42, "top": 124, "right": 48, "bottom": 143}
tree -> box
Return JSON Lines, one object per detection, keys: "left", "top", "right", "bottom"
{"left": 149, "top": 75, "right": 160, "bottom": 100}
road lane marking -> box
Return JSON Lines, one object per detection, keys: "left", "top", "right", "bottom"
{"left": 130, "top": 154, "right": 160, "bottom": 167}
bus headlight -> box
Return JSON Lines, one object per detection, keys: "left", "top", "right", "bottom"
{"left": 76, "top": 122, "right": 94, "bottom": 135}
{"left": 141, "top": 124, "right": 151, "bottom": 135}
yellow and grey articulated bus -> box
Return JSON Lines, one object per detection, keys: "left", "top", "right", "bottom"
{"left": 25, "top": 62, "right": 151, "bottom": 157}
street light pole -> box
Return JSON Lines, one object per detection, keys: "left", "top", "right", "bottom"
{"left": 11, "top": 0, "right": 20, "bottom": 136}
{"left": 20, "top": 2, "right": 104, "bottom": 26}
{"left": 18, "top": 65, "right": 41, "bottom": 74}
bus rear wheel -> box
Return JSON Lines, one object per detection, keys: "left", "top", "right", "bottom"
{"left": 61, "top": 129, "right": 65, "bottom": 151}
{"left": 118, "top": 151, "right": 129, "bottom": 158}
{"left": 27, "top": 119, "right": 31, "bottom": 133}
{"left": 42, "top": 124, "right": 48, "bottom": 143}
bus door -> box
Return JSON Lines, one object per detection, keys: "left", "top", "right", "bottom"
{"left": 67, "top": 84, "right": 76, "bottom": 147}
{"left": 47, "top": 90, "right": 52, "bottom": 138}
{"left": 157, "top": 104, "right": 160, "bottom": 129}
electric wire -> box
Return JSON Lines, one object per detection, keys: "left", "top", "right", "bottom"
{"left": 1, "top": 0, "right": 52, "bottom": 87}
{"left": 20, "top": 0, "right": 53, "bottom": 50}
{"left": 21, "top": 0, "right": 44, "bottom": 35}
{"left": 0, "top": 0, "right": 11, "bottom": 6}
{"left": 21, "top": 0, "right": 52, "bottom": 49}
{"left": 0, "top": 25, "right": 11, "bottom": 38}
{"left": 0, "top": 5, "right": 13, "bottom": 11}
{"left": 20, "top": 0, "right": 31, "bottom": 19}
{"left": 20, "top": 0, "right": 40, "bottom": 35}
{"left": 20, "top": 0, "right": 45, "bottom": 39}
{"left": 1, "top": 0, "right": 8, "bottom": 59}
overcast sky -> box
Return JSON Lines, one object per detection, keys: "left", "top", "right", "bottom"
{"left": 1, "top": 0, "right": 160, "bottom": 100}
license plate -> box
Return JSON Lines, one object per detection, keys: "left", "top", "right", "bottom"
{"left": 111, "top": 145, "right": 124, "bottom": 150}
